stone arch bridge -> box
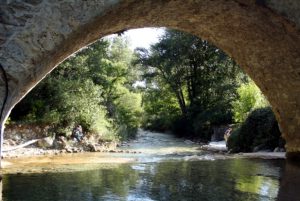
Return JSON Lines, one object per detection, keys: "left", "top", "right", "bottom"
{"left": 1, "top": 0, "right": 300, "bottom": 160}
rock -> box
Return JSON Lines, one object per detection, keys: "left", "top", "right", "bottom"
{"left": 253, "top": 144, "right": 265, "bottom": 152}
{"left": 52, "top": 138, "right": 67, "bottom": 149}
{"left": 227, "top": 149, "right": 233, "bottom": 154}
{"left": 72, "top": 147, "right": 79, "bottom": 153}
{"left": 37, "top": 137, "right": 54, "bottom": 148}
{"left": 4, "top": 139, "right": 16, "bottom": 146}
{"left": 82, "top": 143, "right": 97, "bottom": 152}
{"left": 87, "top": 144, "right": 97, "bottom": 152}
{"left": 65, "top": 148, "right": 73, "bottom": 153}
{"left": 211, "top": 125, "right": 229, "bottom": 141}
{"left": 184, "top": 140, "right": 194, "bottom": 144}
{"left": 274, "top": 147, "right": 285, "bottom": 152}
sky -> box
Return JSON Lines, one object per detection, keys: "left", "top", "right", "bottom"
{"left": 109, "top": 27, "right": 165, "bottom": 50}
{"left": 124, "top": 27, "right": 165, "bottom": 50}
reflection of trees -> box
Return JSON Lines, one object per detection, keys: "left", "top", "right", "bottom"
{"left": 2, "top": 159, "right": 285, "bottom": 201}
{"left": 145, "top": 160, "right": 281, "bottom": 201}
{"left": 235, "top": 176, "right": 279, "bottom": 199}
{"left": 229, "top": 159, "right": 280, "bottom": 199}
{"left": 2, "top": 165, "right": 139, "bottom": 201}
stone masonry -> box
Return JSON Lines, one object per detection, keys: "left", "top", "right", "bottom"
{"left": 0, "top": 0, "right": 300, "bottom": 158}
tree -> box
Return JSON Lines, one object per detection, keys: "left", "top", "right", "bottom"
{"left": 10, "top": 37, "right": 143, "bottom": 140}
{"left": 135, "top": 29, "right": 241, "bottom": 138}
{"left": 232, "top": 80, "right": 269, "bottom": 123}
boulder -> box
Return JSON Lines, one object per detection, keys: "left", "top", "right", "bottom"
{"left": 37, "top": 137, "right": 54, "bottom": 148}
{"left": 87, "top": 144, "right": 97, "bottom": 152}
{"left": 184, "top": 140, "right": 194, "bottom": 144}
{"left": 65, "top": 147, "right": 73, "bottom": 153}
{"left": 211, "top": 126, "right": 229, "bottom": 141}
{"left": 82, "top": 143, "right": 97, "bottom": 152}
{"left": 53, "top": 138, "right": 67, "bottom": 149}
{"left": 274, "top": 147, "right": 285, "bottom": 152}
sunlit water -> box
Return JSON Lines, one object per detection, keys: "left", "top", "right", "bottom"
{"left": 1, "top": 130, "right": 289, "bottom": 201}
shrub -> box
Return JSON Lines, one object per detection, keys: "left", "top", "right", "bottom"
{"left": 227, "top": 107, "right": 284, "bottom": 152}
{"left": 232, "top": 81, "right": 269, "bottom": 123}
{"left": 114, "top": 86, "right": 143, "bottom": 139}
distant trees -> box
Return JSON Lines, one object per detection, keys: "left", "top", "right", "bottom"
{"left": 135, "top": 29, "right": 242, "bottom": 139}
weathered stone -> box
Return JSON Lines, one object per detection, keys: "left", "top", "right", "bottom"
{"left": 52, "top": 138, "right": 67, "bottom": 149}
{"left": 87, "top": 144, "right": 97, "bottom": 152}
{"left": 253, "top": 145, "right": 263, "bottom": 152}
{"left": 37, "top": 137, "right": 53, "bottom": 148}
{"left": 0, "top": 0, "right": 300, "bottom": 159}
{"left": 65, "top": 147, "right": 72, "bottom": 153}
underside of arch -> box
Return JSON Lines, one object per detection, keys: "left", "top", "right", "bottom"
{"left": 1, "top": 0, "right": 300, "bottom": 159}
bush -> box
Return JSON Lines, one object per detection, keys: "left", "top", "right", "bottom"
{"left": 227, "top": 107, "right": 284, "bottom": 152}
{"left": 113, "top": 86, "right": 143, "bottom": 139}
{"left": 232, "top": 81, "right": 269, "bottom": 123}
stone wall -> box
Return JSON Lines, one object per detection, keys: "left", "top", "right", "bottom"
{"left": 1, "top": 0, "right": 300, "bottom": 157}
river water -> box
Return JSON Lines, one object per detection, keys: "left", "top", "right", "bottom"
{"left": 1, "top": 130, "right": 298, "bottom": 201}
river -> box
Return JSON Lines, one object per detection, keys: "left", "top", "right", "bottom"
{"left": 1, "top": 130, "right": 299, "bottom": 201}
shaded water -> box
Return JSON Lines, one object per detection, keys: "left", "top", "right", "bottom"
{"left": 2, "top": 159, "right": 283, "bottom": 201}
{"left": 1, "top": 130, "right": 292, "bottom": 201}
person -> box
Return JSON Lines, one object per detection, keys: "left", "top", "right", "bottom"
{"left": 71, "top": 125, "right": 83, "bottom": 142}
{"left": 224, "top": 127, "right": 232, "bottom": 142}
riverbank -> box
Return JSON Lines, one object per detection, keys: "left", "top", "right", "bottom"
{"left": 0, "top": 130, "right": 285, "bottom": 175}
{"left": 1, "top": 139, "right": 142, "bottom": 159}
{"left": 1, "top": 124, "right": 135, "bottom": 159}
{"left": 1, "top": 129, "right": 286, "bottom": 160}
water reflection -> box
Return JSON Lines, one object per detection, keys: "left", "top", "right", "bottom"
{"left": 1, "top": 159, "right": 287, "bottom": 201}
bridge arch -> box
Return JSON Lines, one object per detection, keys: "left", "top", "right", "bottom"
{"left": 1, "top": 0, "right": 300, "bottom": 158}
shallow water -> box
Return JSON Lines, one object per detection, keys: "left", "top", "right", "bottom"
{"left": 2, "top": 159, "right": 284, "bottom": 201}
{"left": 1, "top": 130, "right": 296, "bottom": 200}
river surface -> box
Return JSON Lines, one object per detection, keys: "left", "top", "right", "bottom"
{"left": 1, "top": 130, "right": 297, "bottom": 201}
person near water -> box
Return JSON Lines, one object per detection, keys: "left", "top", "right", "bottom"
{"left": 71, "top": 125, "right": 84, "bottom": 142}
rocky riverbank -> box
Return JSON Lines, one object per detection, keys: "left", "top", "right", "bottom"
{"left": 2, "top": 138, "right": 119, "bottom": 159}
{"left": 1, "top": 129, "right": 286, "bottom": 175}
{"left": 2, "top": 124, "right": 135, "bottom": 159}
{"left": 2, "top": 127, "right": 285, "bottom": 161}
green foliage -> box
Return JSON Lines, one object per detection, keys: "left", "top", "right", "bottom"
{"left": 10, "top": 27, "right": 280, "bottom": 151}
{"left": 227, "top": 107, "right": 283, "bottom": 152}
{"left": 10, "top": 37, "right": 142, "bottom": 140}
{"left": 136, "top": 29, "right": 241, "bottom": 139}
{"left": 232, "top": 81, "right": 269, "bottom": 123}
{"left": 113, "top": 86, "right": 143, "bottom": 139}
{"left": 142, "top": 86, "right": 181, "bottom": 131}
